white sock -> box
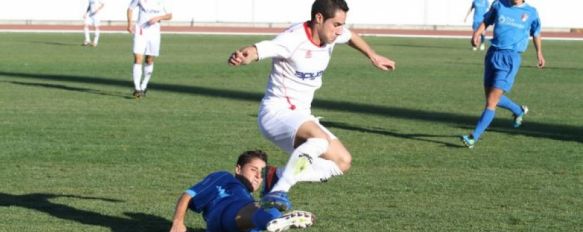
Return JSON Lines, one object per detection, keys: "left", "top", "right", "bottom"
{"left": 84, "top": 26, "right": 90, "bottom": 43}
{"left": 140, "top": 64, "right": 154, "bottom": 90}
{"left": 93, "top": 28, "right": 100, "bottom": 45}
{"left": 271, "top": 138, "right": 329, "bottom": 193}
{"left": 133, "top": 64, "right": 143, "bottom": 91}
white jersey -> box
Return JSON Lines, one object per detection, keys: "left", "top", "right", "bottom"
{"left": 255, "top": 22, "right": 352, "bottom": 112}
{"left": 86, "top": 0, "right": 103, "bottom": 17}
{"left": 128, "top": 0, "right": 170, "bottom": 32}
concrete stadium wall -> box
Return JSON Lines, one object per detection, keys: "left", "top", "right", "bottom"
{"left": 1, "top": 0, "right": 581, "bottom": 29}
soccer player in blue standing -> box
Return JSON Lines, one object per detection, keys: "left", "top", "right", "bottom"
{"left": 464, "top": 0, "right": 490, "bottom": 51}
{"left": 169, "top": 150, "right": 314, "bottom": 232}
{"left": 461, "top": 0, "right": 545, "bottom": 149}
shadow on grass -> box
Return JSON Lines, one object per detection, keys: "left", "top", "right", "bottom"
{"left": 0, "top": 192, "right": 203, "bottom": 232}
{"left": 320, "top": 120, "right": 464, "bottom": 148}
{"left": 1, "top": 71, "right": 581, "bottom": 144}
{"left": 5, "top": 81, "right": 131, "bottom": 99}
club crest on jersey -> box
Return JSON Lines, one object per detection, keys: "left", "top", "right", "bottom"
{"left": 521, "top": 13, "right": 529, "bottom": 22}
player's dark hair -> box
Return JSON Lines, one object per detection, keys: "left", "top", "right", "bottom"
{"left": 311, "top": 0, "right": 349, "bottom": 22}
{"left": 236, "top": 150, "right": 268, "bottom": 167}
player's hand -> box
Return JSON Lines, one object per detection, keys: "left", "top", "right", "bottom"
{"left": 370, "top": 54, "right": 395, "bottom": 71}
{"left": 127, "top": 25, "right": 134, "bottom": 34}
{"left": 228, "top": 46, "right": 257, "bottom": 66}
{"left": 169, "top": 223, "right": 187, "bottom": 232}
{"left": 471, "top": 33, "right": 480, "bottom": 47}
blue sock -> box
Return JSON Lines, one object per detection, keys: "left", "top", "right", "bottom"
{"left": 497, "top": 95, "right": 522, "bottom": 116}
{"left": 472, "top": 109, "right": 496, "bottom": 141}
{"left": 252, "top": 207, "right": 282, "bottom": 230}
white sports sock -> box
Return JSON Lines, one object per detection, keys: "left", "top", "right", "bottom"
{"left": 271, "top": 138, "right": 329, "bottom": 193}
{"left": 140, "top": 64, "right": 154, "bottom": 90}
{"left": 84, "top": 26, "right": 90, "bottom": 43}
{"left": 93, "top": 28, "right": 100, "bottom": 45}
{"left": 132, "top": 64, "right": 143, "bottom": 91}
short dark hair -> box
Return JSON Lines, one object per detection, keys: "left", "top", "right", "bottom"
{"left": 311, "top": 0, "right": 349, "bottom": 22}
{"left": 236, "top": 150, "right": 268, "bottom": 167}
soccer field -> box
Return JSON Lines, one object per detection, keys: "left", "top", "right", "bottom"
{"left": 0, "top": 32, "right": 581, "bottom": 231}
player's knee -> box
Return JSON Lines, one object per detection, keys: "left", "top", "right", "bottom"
{"left": 336, "top": 154, "right": 352, "bottom": 172}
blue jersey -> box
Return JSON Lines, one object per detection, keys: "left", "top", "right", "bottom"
{"left": 472, "top": 0, "right": 489, "bottom": 24}
{"left": 186, "top": 171, "right": 254, "bottom": 223}
{"left": 483, "top": 0, "right": 541, "bottom": 53}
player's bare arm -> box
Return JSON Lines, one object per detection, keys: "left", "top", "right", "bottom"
{"left": 348, "top": 33, "right": 395, "bottom": 71}
{"left": 126, "top": 9, "right": 134, "bottom": 34}
{"left": 533, "top": 36, "right": 545, "bottom": 69}
{"left": 169, "top": 193, "right": 191, "bottom": 232}
{"left": 228, "top": 46, "right": 258, "bottom": 66}
{"left": 472, "top": 23, "right": 487, "bottom": 46}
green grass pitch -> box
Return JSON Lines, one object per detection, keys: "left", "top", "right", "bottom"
{"left": 0, "top": 32, "right": 581, "bottom": 231}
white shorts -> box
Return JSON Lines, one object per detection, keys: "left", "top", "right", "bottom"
{"left": 132, "top": 27, "right": 161, "bottom": 56}
{"left": 258, "top": 106, "right": 337, "bottom": 154}
{"left": 84, "top": 15, "right": 100, "bottom": 26}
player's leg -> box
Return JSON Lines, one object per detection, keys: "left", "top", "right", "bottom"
{"left": 235, "top": 204, "right": 281, "bottom": 231}
{"left": 270, "top": 121, "right": 346, "bottom": 193}
{"left": 140, "top": 33, "right": 160, "bottom": 94}
{"left": 83, "top": 21, "right": 91, "bottom": 46}
{"left": 495, "top": 52, "right": 526, "bottom": 128}
{"left": 462, "top": 48, "right": 520, "bottom": 147}
{"left": 472, "top": 87, "right": 503, "bottom": 140}
{"left": 93, "top": 23, "right": 100, "bottom": 46}
{"left": 132, "top": 53, "right": 144, "bottom": 98}
{"left": 140, "top": 56, "right": 155, "bottom": 95}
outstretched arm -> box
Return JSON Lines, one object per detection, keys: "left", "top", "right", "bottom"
{"left": 532, "top": 36, "right": 545, "bottom": 69}
{"left": 169, "top": 193, "right": 193, "bottom": 232}
{"left": 348, "top": 33, "right": 396, "bottom": 71}
{"left": 228, "top": 45, "right": 259, "bottom": 66}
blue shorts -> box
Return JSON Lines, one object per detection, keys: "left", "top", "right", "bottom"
{"left": 483, "top": 47, "right": 521, "bottom": 92}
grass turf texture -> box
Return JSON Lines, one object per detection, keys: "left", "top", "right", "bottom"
{"left": 0, "top": 32, "right": 581, "bottom": 231}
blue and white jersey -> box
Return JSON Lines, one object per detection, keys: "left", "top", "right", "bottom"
{"left": 484, "top": 0, "right": 541, "bottom": 53}
{"left": 255, "top": 22, "right": 352, "bottom": 111}
{"left": 185, "top": 171, "right": 254, "bottom": 221}
{"left": 472, "top": 0, "right": 490, "bottom": 23}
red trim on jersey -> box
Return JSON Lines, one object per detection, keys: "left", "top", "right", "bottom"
{"left": 303, "top": 22, "right": 322, "bottom": 47}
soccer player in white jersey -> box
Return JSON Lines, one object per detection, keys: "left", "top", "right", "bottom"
{"left": 127, "top": 0, "right": 172, "bottom": 98}
{"left": 228, "top": 0, "right": 396, "bottom": 211}
{"left": 82, "top": 0, "right": 104, "bottom": 47}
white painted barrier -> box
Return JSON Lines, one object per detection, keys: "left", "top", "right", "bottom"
{"left": 1, "top": 0, "right": 581, "bottom": 29}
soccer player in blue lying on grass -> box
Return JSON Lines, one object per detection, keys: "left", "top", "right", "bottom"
{"left": 461, "top": 0, "right": 545, "bottom": 149}
{"left": 169, "top": 150, "right": 314, "bottom": 232}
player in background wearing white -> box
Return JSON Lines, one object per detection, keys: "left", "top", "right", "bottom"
{"left": 464, "top": 0, "right": 490, "bottom": 51}
{"left": 228, "top": 0, "right": 396, "bottom": 211}
{"left": 82, "top": 0, "right": 104, "bottom": 47}
{"left": 127, "top": 0, "right": 172, "bottom": 99}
